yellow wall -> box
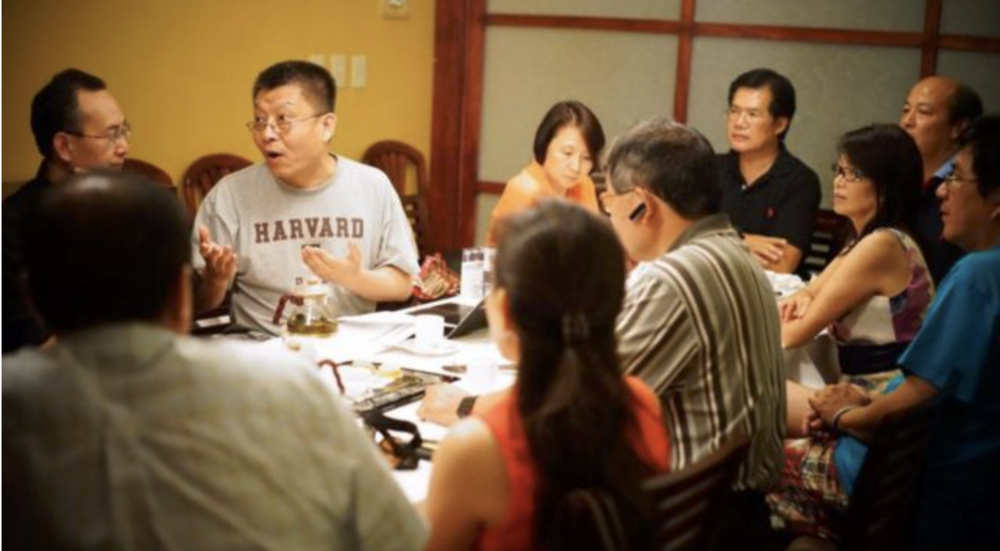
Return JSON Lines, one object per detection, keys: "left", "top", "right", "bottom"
{"left": 2, "top": 0, "right": 435, "bottom": 190}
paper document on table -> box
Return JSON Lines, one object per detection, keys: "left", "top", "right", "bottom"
{"left": 338, "top": 312, "right": 417, "bottom": 346}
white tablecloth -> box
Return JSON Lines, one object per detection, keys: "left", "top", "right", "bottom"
{"left": 252, "top": 297, "right": 514, "bottom": 503}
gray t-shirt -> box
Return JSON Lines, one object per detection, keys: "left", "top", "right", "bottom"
{"left": 192, "top": 156, "right": 420, "bottom": 335}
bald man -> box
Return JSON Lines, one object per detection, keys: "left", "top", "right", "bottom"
{"left": 900, "top": 76, "right": 983, "bottom": 283}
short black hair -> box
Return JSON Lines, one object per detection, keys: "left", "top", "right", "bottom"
{"left": 837, "top": 124, "right": 922, "bottom": 242}
{"left": 728, "top": 68, "right": 797, "bottom": 140}
{"left": 25, "top": 170, "right": 190, "bottom": 333}
{"left": 960, "top": 115, "right": 1000, "bottom": 199}
{"left": 604, "top": 118, "right": 721, "bottom": 218}
{"left": 947, "top": 82, "right": 984, "bottom": 126}
{"left": 533, "top": 100, "right": 606, "bottom": 165}
{"left": 30, "top": 69, "right": 107, "bottom": 159}
{"left": 253, "top": 60, "right": 337, "bottom": 113}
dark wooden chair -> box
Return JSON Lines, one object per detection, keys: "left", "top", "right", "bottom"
{"left": 645, "top": 434, "right": 749, "bottom": 551}
{"left": 181, "top": 153, "right": 252, "bottom": 218}
{"left": 362, "top": 140, "right": 431, "bottom": 258}
{"left": 124, "top": 158, "right": 173, "bottom": 188}
{"left": 552, "top": 488, "right": 631, "bottom": 551}
{"left": 801, "top": 209, "right": 850, "bottom": 278}
{"left": 786, "top": 401, "right": 939, "bottom": 551}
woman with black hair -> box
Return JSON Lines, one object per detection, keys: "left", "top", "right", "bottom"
{"left": 484, "top": 100, "right": 605, "bottom": 246}
{"left": 423, "top": 200, "right": 669, "bottom": 550}
{"left": 769, "top": 124, "right": 937, "bottom": 540}
{"left": 781, "top": 124, "right": 935, "bottom": 376}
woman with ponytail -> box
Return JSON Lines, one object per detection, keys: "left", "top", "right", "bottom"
{"left": 422, "top": 200, "right": 669, "bottom": 551}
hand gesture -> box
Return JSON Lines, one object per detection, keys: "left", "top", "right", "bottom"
{"left": 302, "top": 242, "right": 362, "bottom": 285}
{"left": 779, "top": 290, "right": 813, "bottom": 323}
{"left": 417, "top": 384, "right": 470, "bottom": 427}
{"left": 198, "top": 226, "right": 238, "bottom": 285}
{"left": 745, "top": 234, "right": 787, "bottom": 269}
{"left": 808, "top": 382, "right": 871, "bottom": 428}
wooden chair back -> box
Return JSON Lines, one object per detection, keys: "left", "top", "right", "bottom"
{"left": 552, "top": 488, "right": 630, "bottom": 551}
{"left": 839, "top": 402, "right": 938, "bottom": 551}
{"left": 181, "top": 153, "right": 252, "bottom": 218}
{"left": 801, "top": 209, "right": 850, "bottom": 277}
{"left": 362, "top": 140, "right": 430, "bottom": 257}
{"left": 644, "top": 434, "right": 749, "bottom": 551}
{"left": 123, "top": 158, "right": 173, "bottom": 188}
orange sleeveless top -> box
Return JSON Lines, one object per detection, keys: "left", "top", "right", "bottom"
{"left": 484, "top": 161, "right": 600, "bottom": 247}
{"left": 475, "top": 377, "right": 670, "bottom": 551}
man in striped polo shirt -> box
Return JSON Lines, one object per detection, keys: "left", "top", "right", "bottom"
{"left": 600, "top": 118, "right": 786, "bottom": 494}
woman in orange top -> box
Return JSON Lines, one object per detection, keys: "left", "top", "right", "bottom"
{"left": 484, "top": 100, "right": 606, "bottom": 246}
{"left": 424, "top": 201, "right": 670, "bottom": 551}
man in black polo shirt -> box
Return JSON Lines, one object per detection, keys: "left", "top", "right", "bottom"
{"left": 899, "top": 75, "right": 982, "bottom": 284}
{"left": 718, "top": 68, "right": 820, "bottom": 274}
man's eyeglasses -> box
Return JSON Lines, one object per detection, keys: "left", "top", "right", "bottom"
{"left": 943, "top": 170, "right": 978, "bottom": 191}
{"left": 246, "top": 112, "right": 329, "bottom": 135}
{"left": 831, "top": 163, "right": 866, "bottom": 183}
{"left": 725, "top": 106, "right": 767, "bottom": 124}
{"left": 65, "top": 121, "right": 131, "bottom": 146}
{"left": 598, "top": 187, "right": 638, "bottom": 216}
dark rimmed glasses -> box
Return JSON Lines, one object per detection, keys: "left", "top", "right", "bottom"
{"left": 245, "top": 112, "right": 328, "bottom": 135}
{"left": 831, "top": 163, "right": 866, "bottom": 183}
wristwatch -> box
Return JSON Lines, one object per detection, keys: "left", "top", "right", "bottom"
{"left": 456, "top": 396, "right": 478, "bottom": 418}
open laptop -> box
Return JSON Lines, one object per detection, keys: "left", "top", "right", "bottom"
{"left": 407, "top": 297, "right": 488, "bottom": 338}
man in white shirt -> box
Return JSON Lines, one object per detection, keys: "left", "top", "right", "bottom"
{"left": 3, "top": 170, "right": 427, "bottom": 551}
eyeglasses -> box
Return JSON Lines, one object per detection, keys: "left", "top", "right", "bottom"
{"left": 246, "top": 112, "right": 328, "bottom": 135}
{"left": 831, "top": 163, "right": 867, "bottom": 183}
{"left": 942, "top": 170, "right": 978, "bottom": 191}
{"left": 65, "top": 121, "right": 132, "bottom": 146}
{"left": 725, "top": 106, "right": 768, "bottom": 124}
{"left": 598, "top": 187, "right": 638, "bottom": 215}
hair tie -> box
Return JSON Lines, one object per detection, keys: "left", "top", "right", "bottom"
{"left": 561, "top": 312, "right": 590, "bottom": 344}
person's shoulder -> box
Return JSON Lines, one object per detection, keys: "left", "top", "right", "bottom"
{"left": 857, "top": 227, "right": 907, "bottom": 252}
{"left": 213, "top": 162, "right": 265, "bottom": 189}
{"left": 507, "top": 163, "right": 544, "bottom": 193}
{"left": 2, "top": 347, "right": 58, "bottom": 398}
{"left": 345, "top": 156, "right": 390, "bottom": 182}
{"left": 174, "top": 337, "right": 335, "bottom": 400}
{"left": 3, "top": 177, "right": 48, "bottom": 214}
{"left": 849, "top": 228, "right": 908, "bottom": 262}
{"left": 204, "top": 163, "right": 267, "bottom": 204}
{"left": 945, "top": 248, "right": 1000, "bottom": 287}
{"left": 624, "top": 376, "right": 659, "bottom": 403}
{"left": 778, "top": 148, "right": 820, "bottom": 183}
{"left": 339, "top": 156, "right": 397, "bottom": 195}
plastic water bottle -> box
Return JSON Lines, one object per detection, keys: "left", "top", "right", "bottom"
{"left": 481, "top": 247, "right": 496, "bottom": 297}
{"left": 461, "top": 247, "right": 484, "bottom": 300}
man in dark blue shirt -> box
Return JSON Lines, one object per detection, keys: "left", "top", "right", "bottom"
{"left": 899, "top": 76, "right": 982, "bottom": 284}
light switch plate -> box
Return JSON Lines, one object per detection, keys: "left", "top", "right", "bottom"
{"left": 351, "top": 55, "right": 367, "bottom": 88}
{"left": 330, "top": 54, "right": 347, "bottom": 87}
{"left": 382, "top": 0, "right": 411, "bottom": 19}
